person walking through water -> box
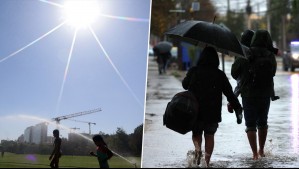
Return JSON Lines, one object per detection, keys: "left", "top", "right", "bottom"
{"left": 90, "top": 135, "right": 113, "bottom": 168}
{"left": 182, "top": 46, "right": 243, "bottom": 167}
{"left": 228, "top": 29, "right": 279, "bottom": 112}
{"left": 230, "top": 29, "right": 279, "bottom": 101}
{"left": 49, "top": 129, "right": 62, "bottom": 168}
{"left": 232, "top": 30, "right": 277, "bottom": 160}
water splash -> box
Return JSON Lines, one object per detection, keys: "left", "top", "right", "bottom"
{"left": 186, "top": 150, "right": 208, "bottom": 168}
{"left": 186, "top": 150, "right": 197, "bottom": 168}
{"left": 6, "top": 114, "right": 137, "bottom": 168}
{"left": 290, "top": 74, "right": 299, "bottom": 153}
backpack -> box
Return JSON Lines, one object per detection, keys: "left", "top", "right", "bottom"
{"left": 248, "top": 48, "right": 274, "bottom": 88}
{"left": 105, "top": 147, "right": 113, "bottom": 160}
{"left": 163, "top": 91, "right": 199, "bottom": 135}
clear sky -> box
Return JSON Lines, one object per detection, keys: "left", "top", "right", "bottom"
{"left": 0, "top": 0, "right": 151, "bottom": 140}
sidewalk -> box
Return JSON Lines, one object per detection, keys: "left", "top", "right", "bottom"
{"left": 143, "top": 58, "right": 194, "bottom": 168}
{"left": 142, "top": 58, "right": 299, "bottom": 168}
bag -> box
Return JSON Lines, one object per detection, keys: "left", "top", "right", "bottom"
{"left": 163, "top": 91, "right": 199, "bottom": 135}
{"left": 106, "top": 147, "right": 113, "bottom": 160}
{"left": 249, "top": 48, "right": 274, "bottom": 88}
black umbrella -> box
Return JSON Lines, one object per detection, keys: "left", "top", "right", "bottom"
{"left": 153, "top": 41, "right": 173, "bottom": 54}
{"left": 165, "top": 20, "right": 246, "bottom": 58}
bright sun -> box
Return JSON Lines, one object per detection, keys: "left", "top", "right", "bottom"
{"left": 64, "top": 0, "right": 100, "bottom": 29}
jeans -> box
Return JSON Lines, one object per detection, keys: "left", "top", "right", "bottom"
{"left": 242, "top": 97, "right": 271, "bottom": 132}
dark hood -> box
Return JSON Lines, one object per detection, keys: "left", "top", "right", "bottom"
{"left": 251, "top": 30, "right": 274, "bottom": 51}
{"left": 197, "top": 47, "right": 219, "bottom": 68}
{"left": 241, "top": 30, "right": 254, "bottom": 48}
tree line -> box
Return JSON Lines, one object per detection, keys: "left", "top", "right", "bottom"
{"left": 0, "top": 124, "right": 143, "bottom": 157}
{"left": 151, "top": 0, "right": 299, "bottom": 50}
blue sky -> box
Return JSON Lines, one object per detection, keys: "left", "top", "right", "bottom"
{"left": 0, "top": 0, "right": 151, "bottom": 140}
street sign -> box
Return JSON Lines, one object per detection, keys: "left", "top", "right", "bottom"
{"left": 192, "top": 2, "right": 200, "bottom": 11}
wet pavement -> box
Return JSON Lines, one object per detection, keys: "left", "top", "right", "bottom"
{"left": 142, "top": 57, "right": 299, "bottom": 168}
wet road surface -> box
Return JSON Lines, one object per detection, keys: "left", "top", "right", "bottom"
{"left": 142, "top": 58, "right": 299, "bottom": 168}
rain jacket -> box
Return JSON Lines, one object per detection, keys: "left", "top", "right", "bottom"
{"left": 231, "top": 30, "right": 277, "bottom": 98}
{"left": 183, "top": 47, "right": 242, "bottom": 123}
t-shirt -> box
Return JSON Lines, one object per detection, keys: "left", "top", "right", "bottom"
{"left": 96, "top": 146, "right": 109, "bottom": 168}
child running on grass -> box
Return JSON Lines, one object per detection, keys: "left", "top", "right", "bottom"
{"left": 90, "top": 135, "right": 113, "bottom": 168}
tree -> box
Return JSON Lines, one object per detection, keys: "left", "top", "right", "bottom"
{"left": 128, "top": 124, "right": 143, "bottom": 156}
{"left": 219, "top": 10, "right": 245, "bottom": 40}
{"left": 151, "top": 0, "right": 217, "bottom": 40}
{"left": 151, "top": 0, "right": 176, "bottom": 39}
{"left": 114, "top": 128, "right": 130, "bottom": 155}
{"left": 289, "top": 0, "right": 299, "bottom": 39}
{"left": 268, "top": 0, "right": 290, "bottom": 49}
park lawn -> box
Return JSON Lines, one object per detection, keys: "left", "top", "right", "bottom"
{"left": 0, "top": 153, "right": 141, "bottom": 168}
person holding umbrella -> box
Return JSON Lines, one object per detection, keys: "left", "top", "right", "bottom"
{"left": 182, "top": 46, "right": 243, "bottom": 167}
{"left": 153, "top": 41, "right": 172, "bottom": 75}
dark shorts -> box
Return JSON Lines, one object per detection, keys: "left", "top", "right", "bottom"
{"left": 192, "top": 122, "right": 218, "bottom": 136}
{"left": 242, "top": 97, "right": 271, "bottom": 132}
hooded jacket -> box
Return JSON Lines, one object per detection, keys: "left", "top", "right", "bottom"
{"left": 183, "top": 47, "right": 241, "bottom": 123}
{"left": 232, "top": 30, "right": 277, "bottom": 98}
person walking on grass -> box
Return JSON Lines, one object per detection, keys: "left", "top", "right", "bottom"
{"left": 49, "top": 129, "right": 62, "bottom": 168}
{"left": 182, "top": 46, "right": 243, "bottom": 167}
{"left": 90, "top": 135, "right": 113, "bottom": 168}
{"left": 231, "top": 30, "right": 277, "bottom": 160}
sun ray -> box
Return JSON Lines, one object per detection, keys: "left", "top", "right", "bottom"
{"left": 0, "top": 22, "right": 66, "bottom": 63}
{"left": 39, "top": 0, "right": 64, "bottom": 8}
{"left": 89, "top": 26, "right": 144, "bottom": 109}
{"left": 99, "top": 14, "right": 149, "bottom": 23}
{"left": 56, "top": 29, "right": 78, "bottom": 115}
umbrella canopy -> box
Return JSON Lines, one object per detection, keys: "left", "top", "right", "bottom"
{"left": 165, "top": 20, "right": 246, "bottom": 58}
{"left": 153, "top": 41, "right": 173, "bottom": 54}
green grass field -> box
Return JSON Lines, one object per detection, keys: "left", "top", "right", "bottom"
{"left": 0, "top": 153, "right": 141, "bottom": 168}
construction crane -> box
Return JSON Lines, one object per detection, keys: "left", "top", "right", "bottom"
{"left": 52, "top": 108, "right": 101, "bottom": 125}
{"left": 69, "top": 119, "right": 96, "bottom": 135}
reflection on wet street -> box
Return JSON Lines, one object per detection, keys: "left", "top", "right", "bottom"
{"left": 143, "top": 58, "right": 299, "bottom": 168}
{"left": 291, "top": 74, "right": 299, "bottom": 154}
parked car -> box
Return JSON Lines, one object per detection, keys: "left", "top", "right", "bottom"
{"left": 283, "top": 41, "right": 299, "bottom": 72}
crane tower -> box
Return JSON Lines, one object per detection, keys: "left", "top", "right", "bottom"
{"left": 52, "top": 108, "right": 101, "bottom": 125}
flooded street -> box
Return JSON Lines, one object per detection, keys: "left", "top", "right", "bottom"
{"left": 142, "top": 58, "right": 299, "bottom": 168}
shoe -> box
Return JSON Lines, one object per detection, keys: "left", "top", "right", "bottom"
{"left": 195, "top": 150, "right": 203, "bottom": 165}
{"left": 271, "top": 96, "right": 280, "bottom": 101}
